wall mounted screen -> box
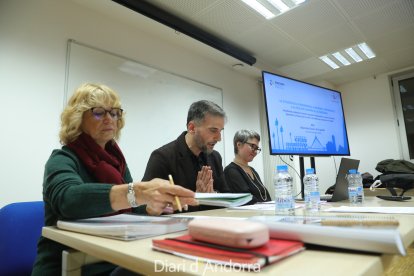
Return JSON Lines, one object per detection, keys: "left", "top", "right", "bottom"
{"left": 262, "top": 71, "right": 350, "bottom": 156}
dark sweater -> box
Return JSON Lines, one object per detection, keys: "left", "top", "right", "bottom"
{"left": 32, "top": 146, "right": 139, "bottom": 276}
{"left": 224, "top": 162, "right": 271, "bottom": 204}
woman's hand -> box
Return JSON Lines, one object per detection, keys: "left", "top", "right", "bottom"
{"left": 135, "top": 178, "right": 198, "bottom": 215}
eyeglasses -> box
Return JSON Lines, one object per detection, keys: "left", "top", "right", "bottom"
{"left": 90, "top": 107, "right": 123, "bottom": 120}
{"left": 245, "top": 142, "right": 261, "bottom": 153}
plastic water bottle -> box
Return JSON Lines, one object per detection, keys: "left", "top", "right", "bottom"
{"left": 347, "top": 169, "right": 359, "bottom": 205}
{"left": 303, "top": 168, "right": 320, "bottom": 213}
{"left": 274, "top": 165, "right": 295, "bottom": 215}
{"left": 355, "top": 171, "right": 365, "bottom": 204}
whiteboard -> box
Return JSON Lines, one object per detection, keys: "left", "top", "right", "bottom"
{"left": 65, "top": 40, "right": 224, "bottom": 180}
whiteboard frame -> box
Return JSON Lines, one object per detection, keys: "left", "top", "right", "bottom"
{"left": 64, "top": 39, "right": 225, "bottom": 180}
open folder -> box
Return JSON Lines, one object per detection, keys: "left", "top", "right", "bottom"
{"left": 195, "top": 193, "right": 253, "bottom": 207}
{"left": 57, "top": 214, "right": 191, "bottom": 240}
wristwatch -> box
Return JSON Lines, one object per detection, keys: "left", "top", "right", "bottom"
{"left": 127, "top": 183, "right": 138, "bottom": 208}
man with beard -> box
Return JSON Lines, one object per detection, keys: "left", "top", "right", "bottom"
{"left": 142, "top": 100, "right": 230, "bottom": 207}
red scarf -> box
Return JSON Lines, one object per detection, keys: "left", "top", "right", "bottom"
{"left": 67, "top": 133, "right": 127, "bottom": 184}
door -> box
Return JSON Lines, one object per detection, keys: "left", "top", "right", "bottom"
{"left": 393, "top": 72, "right": 414, "bottom": 160}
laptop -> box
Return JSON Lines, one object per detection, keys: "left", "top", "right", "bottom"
{"left": 320, "top": 158, "right": 360, "bottom": 202}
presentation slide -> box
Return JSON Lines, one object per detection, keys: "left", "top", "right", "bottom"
{"left": 263, "top": 72, "right": 350, "bottom": 156}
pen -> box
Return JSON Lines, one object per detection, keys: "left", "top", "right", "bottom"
{"left": 168, "top": 174, "right": 182, "bottom": 212}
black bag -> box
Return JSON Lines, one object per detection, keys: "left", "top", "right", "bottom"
{"left": 361, "top": 172, "right": 375, "bottom": 188}
{"left": 375, "top": 159, "right": 414, "bottom": 196}
{"left": 376, "top": 159, "right": 414, "bottom": 174}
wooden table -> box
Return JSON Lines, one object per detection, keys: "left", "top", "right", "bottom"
{"left": 43, "top": 196, "right": 414, "bottom": 275}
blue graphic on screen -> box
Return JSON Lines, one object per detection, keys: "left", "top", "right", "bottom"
{"left": 262, "top": 71, "right": 350, "bottom": 156}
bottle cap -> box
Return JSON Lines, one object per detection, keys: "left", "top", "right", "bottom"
{"left": 348, "top": 169, "right": 357, "bottom": 174}
{"left": 277, "top": 165, "right": 288, "bottom": 172}
{"left": 305, "top": 168, "right": 315, "bottom": 174}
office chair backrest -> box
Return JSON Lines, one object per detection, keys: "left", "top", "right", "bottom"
{"left": 0, "top": 201, "right": 44, "bottom": 275}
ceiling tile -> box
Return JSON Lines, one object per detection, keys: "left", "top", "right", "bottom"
{"left": 311, "top": 58, "right": 390, "bottom": 85}
{"left": 271, "top": 0, "right": 347, "bottom": 40}
{"left": 195, "top": 1, "right": 266, "bottom": 40}
{"left": 148, "top": 0, "right": 221, "bottom": 18}
{"left": 352, "top": 0, "right": 414, "bottom": 40}
{"left": 259, "top": 43, "right": 312, "bottom": 67}
{"left": 277, "top": 57, "right": 333, "bottom": 80}
{"left": 333, "top": 0, "right": 396, "bottom": 19}
{"left": 369, "top": 25, "right": 414, "bottom": 55}
{"left": 381, "top": 46, "right": 414, "bottom": 71}
{"left": 233, "top": 24, "right": 296, "bottom": 56}
{"left": 298, "top": 23, "right": 363, "bottom": 55}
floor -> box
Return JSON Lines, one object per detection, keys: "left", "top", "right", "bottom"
{"left": 384, "top": 243, "right": 414, "bottom": 276}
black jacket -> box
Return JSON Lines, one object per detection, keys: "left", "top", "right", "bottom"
{"left": 142, "top": 131, "right": 230, "bottom": 193}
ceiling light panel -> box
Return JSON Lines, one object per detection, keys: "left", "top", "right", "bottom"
{"left": 319, "top": 56, "right": 339, "bottom": 69}
{"left": 241, "top": 0, "right": 275, "bottom": 19}
{"left": 241, "top": 0, "right": 308, "bottom": 19}
{"left": 332, "top": 52, "right": 351, "bottom": 66}
{"left": 358, "top": 42, "right": 376, "bottom": 59}
{"left": 345, "top": 47, "right": 363, "bottom": 62}
{"left": 268, "top": 0, "right": 290, "bottom": 13}
{"left": 319, "top": 42, "right": 376, "bottom": 70}
{"left": 291, "top": 0, "right": 306, "bottom": 4}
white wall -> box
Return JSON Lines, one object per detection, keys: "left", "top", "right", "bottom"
{"left": 0, "top": 0, "right": 262, "bottom": 207}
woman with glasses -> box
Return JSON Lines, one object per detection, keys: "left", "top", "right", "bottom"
{"left": 32, "top": 83, "right": 198, "bottom": 275}
{"left": 224, "top": 129, "right": 271, "bottom": 204}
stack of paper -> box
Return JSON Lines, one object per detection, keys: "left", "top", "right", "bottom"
{"left": 195, "top": 193, "right": 252, "bottom": 207}
{"left": 152, "top": 234, "right": 304, "bottom": 269}
{"left": 250, "top": 215, "right": 406, "bottom": 255}
{"left": 57, "top": 214, "right": 191, "bottom": 240}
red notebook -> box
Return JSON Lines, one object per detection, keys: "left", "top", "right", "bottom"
{"left": 152, "top": 234, "right": 304, "bottom": 269}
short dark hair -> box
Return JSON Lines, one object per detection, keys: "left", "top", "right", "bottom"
{"left": 186, "top": 100, "right": 226, "bottom": 126}
{"left": 233, "top": 129, "right": 260, "bottom": 154}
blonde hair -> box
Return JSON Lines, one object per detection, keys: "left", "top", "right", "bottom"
{"left": 59, "top": 83, "right": 125, "bottom": 145}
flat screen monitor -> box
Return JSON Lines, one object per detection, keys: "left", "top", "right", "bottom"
{"left": 262, "top": 71, "right": 350, "bottom": 156}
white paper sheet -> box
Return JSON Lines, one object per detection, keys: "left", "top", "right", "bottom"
{"left": 325, "top": 206, "right": 414, "bottom": 214}
{"left": 231, "top": 202, "right": 304, "bottom": 211}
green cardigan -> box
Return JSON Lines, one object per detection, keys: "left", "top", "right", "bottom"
{"left": 32, "top": 146, "right": 144, "bottom": 276}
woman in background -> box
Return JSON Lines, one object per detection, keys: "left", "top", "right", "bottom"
{"left": 224, "top": 129, "right": 271, "bottom": 204}
{"left": 32, "top": 83, "right": 198, "bottom": 275}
